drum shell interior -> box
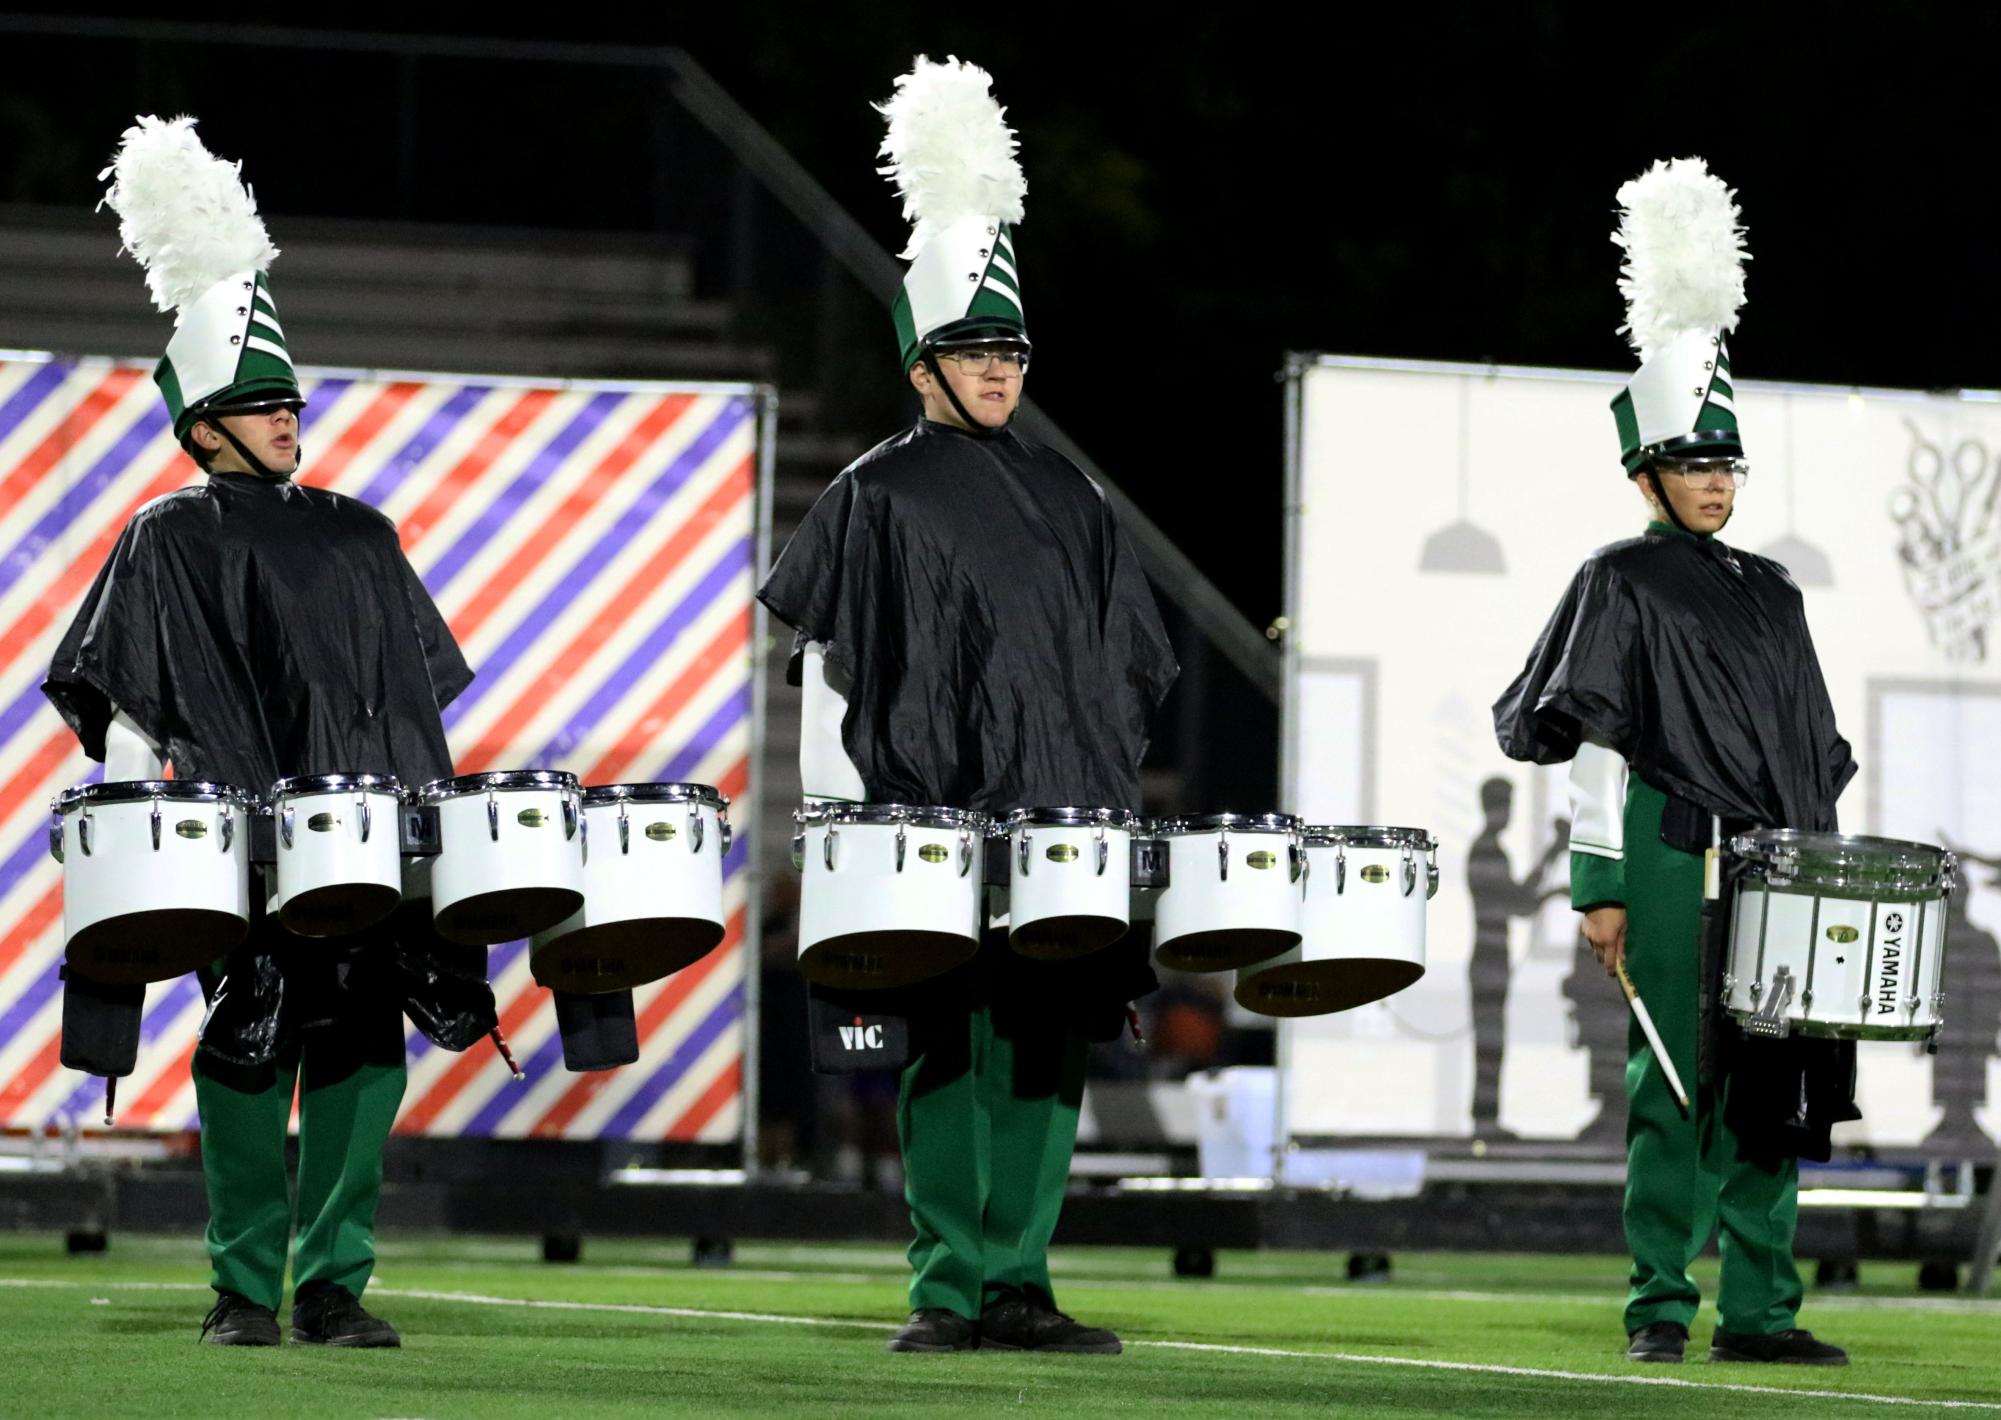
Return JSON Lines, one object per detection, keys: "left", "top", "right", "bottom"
{"left": 1007, "top": 819, "right": 1132, "bottom": 960}
{"left": 1153, "top": 825, "right": 1303, "bottom": 973}
{"left": 1725, "top": 875, "right": 1948, "bottom": 1041}
{"left": 796, "top": 818, "right": 981, "bottom": 989}
{"left": 58, "top": 793, "right": 251, "bottom": 983}
{"left": 268, "top": 785, "right": 405, "bottom": 939}
{"left": 530, "top": 795, "right": 729, "bottom": 992}
{"left": 427, "top": 782, "right": 584, "bottom": 946}
{"left": 1236, "top": 838, "right": 1428, "bottom": 1017}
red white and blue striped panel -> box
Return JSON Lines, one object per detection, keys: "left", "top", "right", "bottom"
{"left": 0, "top": 356, "right": 758, "bottom": 1142}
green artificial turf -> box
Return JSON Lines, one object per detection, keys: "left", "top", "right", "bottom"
{"left": 4, "top": 1235, "right": 1996, "bottom": 1418}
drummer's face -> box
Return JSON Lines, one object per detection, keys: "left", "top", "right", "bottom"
{"left": 199, "top": 408, "right": 302, "bottom": 477}
{"left": 1641, "top": 461, "right": 1735, "bottom": 534}
{"left": 909, "top": 349, "right": 1024, "bottom": 431}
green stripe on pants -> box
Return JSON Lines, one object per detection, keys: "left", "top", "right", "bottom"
{"left": 1620, "top": 775, "right": 1802, "bottom": 1336}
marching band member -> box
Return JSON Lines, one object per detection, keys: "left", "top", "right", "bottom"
{"left": 44, "top": 117, "right": 487, "bottom": 1348}
{"left": 1494, "top": 159, "right": 1856, "bottom": 1366}
{"left": 760, "top": 58, "right": 1178, "bottom": 1354}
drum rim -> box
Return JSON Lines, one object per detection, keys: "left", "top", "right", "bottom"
{"left": 583, "top": 782, "right": 729, "bottom": 809}
{"left": 417, "top": 770, "right": 581, "bottom": 802}
{"left": 794, "top": 801, "right": 991, "bottom": 830}
{"left": 1160, "top": 812, "right": 1302, "bottom": 835}
{"left": 1003, "top": 806, "right": 1140, "bottom": 830}
{"left": 1302, "top": 824, "right": 1437, "bottom": 849}
{"left": 270, "top": 773, "right": 405, "bottom": 799}
{"left": 1729, "top": 829, "right": 1954, "bottom": 888}
{"left": 56, "top": 779, "right": 253, "bottom": 809}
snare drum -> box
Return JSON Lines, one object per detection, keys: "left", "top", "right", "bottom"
{"left": 1004, "top": 807, "right": 1138, "bottom": 959}
{"left": 51, "top": 780, "right": 254, "bottom": 983}
{"left": 793, "top": 803, "right": 987, "bottom": 989}
{"left": 530, "top": 783, "right": 732, "bottom": 992}
{"left": 1726, "top": 830, "right": 1954, "bottom": 1041}
{"left": 268, "top": 774, "right": 405, "bottom": 938}
{"left": 1236, "top": 826, "right": 1435, "bottom": 1016}
{"left": 1152, "top": 814, "right": 1305, "bottom": 972}
{"left": 418, "top": 771, "right": 585, "bottom": 945}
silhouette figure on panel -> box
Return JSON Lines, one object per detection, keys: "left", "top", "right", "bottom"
{"left": 1465, "top": 777, "right": 1567, "bottom": 1138}
{"left": 1928, "top": 837, "right": 2001, "bottom": 1150}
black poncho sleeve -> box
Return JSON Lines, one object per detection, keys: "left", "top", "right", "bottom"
{"left": 1493, "top": 556, "right": 1645, "bottom": 765}
{"left": 43, "top": 512, "right": 176, "bottom": 761}
{"left": 397, "top": 552, "right": 474, "bottom": 713}
{"left": 757, "top": 472, "right": 866, "bottom": 687}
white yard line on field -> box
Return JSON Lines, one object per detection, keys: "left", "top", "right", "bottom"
{"left": 4, "top": 1275, "right": 1997, "bottom": 1411}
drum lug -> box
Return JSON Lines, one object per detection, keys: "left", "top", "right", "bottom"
{"left": 720, "top": 816, "right": 733, "bottom": 857}
{"left": 579, "top": 807, "right": 589, "bottom": 864}
{"left": 220, "top": 809, "right": 235, "bottom": 854}
{"left": 1335, "top": 845, "right": 1347, "bottom": 895}
{"left": 790, "top": 828, "right": 805, "bottom": 871}
{"left": 487, "top": 791, "right": 500, "bottom": 843}
{"left": 1218, "top": 826, "right": 1230, "bottom": 883}
{"left": 47, "top": 810, "right": 62, "bottom": 865}
{"left": 78, "top": 806, "right": 93, "bottom": 858}
{"left": 1401, "top": 845, "right": 1417, "bottom": 898}
{"left": 960, "top": 829, "right": 975, "bottom": 879}
{"left": 688, "top": 804, "right": 704, "bottom": 855}
{"left": 1426, "top": 849, "right": 1440, "bottom": 901}
{"left": 358, "top": 795, "right": 372, "bottom": 845}
{"left": 1747, "top": 966, "right": 1796, "bottom": 1039}
{"left": 1096, "top": 825, "right": 1110, "bottom": 878}
{"left": 824, "top": 826, "right": 838, "bottom": 872}
{"left": 150, "top": 796, "right": 162, "bottom": 852}
{"left": 281, "top": 804, "right": 295, "bottom": 850}
{"left": 895, "top": 824, "right": 908, "bottom": 873}
{"left": 1019, "top": 831, "right": 1031, "bottom": 877}
{"left": 620, "top": 801, "right": 632, "bottom": 856}
{"left": 565, "top": 796, "right": 582, "bottom": 844}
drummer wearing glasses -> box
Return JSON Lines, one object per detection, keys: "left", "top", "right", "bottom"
{"left": 760, "top": 59, "right": 1177, "bottom": 1355}
{"left": 1496, "top": 160, "right": 1855, "bottom": 1367}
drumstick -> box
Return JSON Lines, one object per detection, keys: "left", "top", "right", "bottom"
{"left": 1616, "top": 963, "right": 1690, "bottom": 1113}
{"left": 489, "top": 1028, "right": 525, "bottom": 1081}
{"left": 102, "top": 1075, "right": 116, "bottom": 1128}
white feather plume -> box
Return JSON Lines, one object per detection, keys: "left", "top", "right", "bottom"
{"left": 1612, "top": 157, "right": 1748, "bottom": 362}
{"left": 97, "top": 114, "right": 278, "bottom": 318}
{"left": 875, "top": 56, "right": 1026, "bottom": 259}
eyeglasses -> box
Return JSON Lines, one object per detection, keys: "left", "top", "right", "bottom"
{"left": 1656, "top": 458, "right": 1750, "bottom": 489}
{"left": 934, "top": 348, "right": 1029, "bottom": 376}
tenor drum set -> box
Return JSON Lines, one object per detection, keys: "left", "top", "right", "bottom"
{"left": 790, "top": 802, "right": 1440, "bottom": 1016}
{"left": 51, "top": 771, "right": 733, "bottom": 995}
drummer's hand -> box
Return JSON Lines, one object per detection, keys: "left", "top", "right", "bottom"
{"left": 1581, "top": 906, "right": 1627, "bottom": 978}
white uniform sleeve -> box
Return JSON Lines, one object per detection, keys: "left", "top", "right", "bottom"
{"left": 799, "top": 641, "right": 866, "bottom": 804}
{"left": 1567, "top": 733, "right": 1627, "bottom": 861}
{"left": 103, "top": 706, "right": 165, "bottom": 781}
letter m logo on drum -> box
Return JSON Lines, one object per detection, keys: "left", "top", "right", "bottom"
{"left": 0, "top": 358, "right": 760, "bottom": 1145}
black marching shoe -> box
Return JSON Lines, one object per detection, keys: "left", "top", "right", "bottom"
{"left": 199, "top": 1290, "right": 280, "bottom": 1346}
{"left": 1709, "top": 1327, "right": 1849, "bottom": 1366}
{"left": 291, "top": 1281, "right": 401, "bottom": 1348}
{"left": 979, "top": 1286, "right": 1122, "bottom": 1354}
{"left": 1624, "top": 1321, "right": 1688, "bottom": 1363}
{"left": 886, "top": 1307, "right": 979, "bottom": 1353}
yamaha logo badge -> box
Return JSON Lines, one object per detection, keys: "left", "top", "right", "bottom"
{"left": 645, "top": 822, "right": 675, "bottom": 842}
{"left": 174, "top": 820, "right": 207, "bottom": 840}
{"left": 917, "top": 843, "right": 950, "bottom": 864}
{"left": 1047, "top": 844, "right": 1081, "bottom": 864}
{"left": 1246, "top": 851, "right": 1278, "bottom": 870}
{"left": 517, "top": 808, "right": 547, "bottom": 828}
{"left": 1826, "top": 925, "right": 1860, "bottom": 944}
{"left": 1360, "top": 864, "right": 1392, "bottom": 884}
{"left": 307, "top": 812, "right": 338, "bottom": 833}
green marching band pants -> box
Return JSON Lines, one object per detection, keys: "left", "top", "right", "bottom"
{"left": 192, "top": 1029, "right": 407, "bottom": 1313}
{"left": 895, "top": 934, "right": 1089, "bottom": 1320}
{"left": 1574, "top": 775, "right": 1802, "bottom": 1336}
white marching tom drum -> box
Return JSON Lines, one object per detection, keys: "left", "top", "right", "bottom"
{"left": 793, "top": 803, "right": 987, "bottom": 989}
{"left": 52, "top": 780, "right": 254, "bottom": 983}
{"left": 1236, "top": 826, "right": 1435, "bottom": 1017}
{"left": 1726, "top": 830, "right": 1954, "bottom": 1042}
{"left": 419, "top": 771, "right": 585, "bottom": 945}
{"left": 267, "top": 774, "right": 405, "bottom": 938}
{"left": 530, "top": 783, "right": 732, "bottom": 993}
{"left": 1004, "top": 807, "right": 1137, "bottom": 960}
{"left": 1152, "top": 813, "right": 1306, "bottom": 973}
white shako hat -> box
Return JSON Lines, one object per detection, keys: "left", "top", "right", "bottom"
{"left": 877, "top": 56, "right": 1028, "bottom": 370}
{"left": 98, "top": 115, "right": 301, "bottom": 450}
{"left": 1607, "top": 157, "right": 1749, "bottom": 473}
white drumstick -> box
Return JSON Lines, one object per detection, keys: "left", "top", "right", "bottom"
{"left": 1617, "top": 963, "right": 1690, "bottom": 1112}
